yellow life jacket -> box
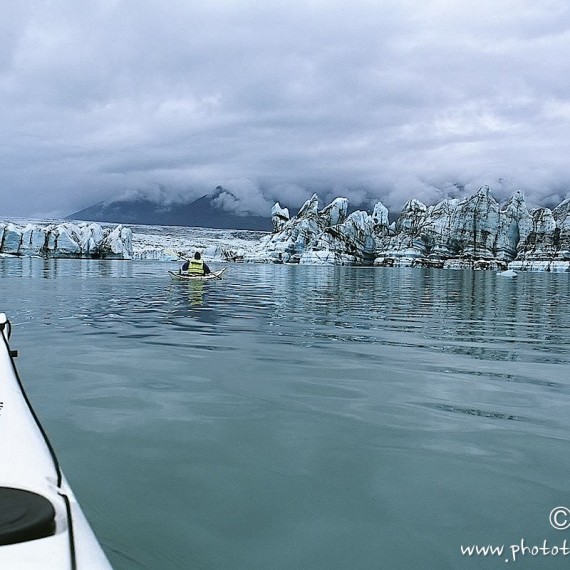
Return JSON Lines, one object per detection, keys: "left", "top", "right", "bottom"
{"left": 188, "top": 259, "right": 204, "bottom": 275}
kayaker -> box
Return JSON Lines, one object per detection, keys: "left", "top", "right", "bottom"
{"left": 181, "top": 251, "right": 211, "bottom": 276}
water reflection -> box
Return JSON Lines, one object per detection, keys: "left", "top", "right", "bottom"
{"left": 243, "top": 266, "right": 570, "bottom": 362}
{"left": 0, "top": 256, "right": 135, "bottom": 279}
{"left": 2, "top": 260, "right": 569, "bottom": 353}
{"left": 186, "top": 280, "right": 204, "bottom": 307}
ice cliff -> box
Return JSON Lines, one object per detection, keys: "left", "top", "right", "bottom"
{"left": 0, "top": 221, "right": 133, "bottom": 259}
{"left": 246, "top": 187, "right": 570, "bottom": 271}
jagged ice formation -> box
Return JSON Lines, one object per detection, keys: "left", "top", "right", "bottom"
{"left": 247, "top": 187, "right": 570, "bottom": 271}
{"left": 0, "top": 222, "right": 133, "bottom": 259}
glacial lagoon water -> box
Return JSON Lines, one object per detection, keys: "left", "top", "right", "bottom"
{"left": 1, "top": 256, "right": 570, "bottom": 569}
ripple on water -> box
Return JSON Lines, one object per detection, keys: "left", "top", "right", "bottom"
{"left": 1, "top": 259, "right": 569, "bottom": 569}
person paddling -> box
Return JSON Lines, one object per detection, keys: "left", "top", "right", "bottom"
{"left": 181, "top": 251, "right": 211, "bottom": 276}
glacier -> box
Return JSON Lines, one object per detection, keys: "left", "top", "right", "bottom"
{"left": 2, "top": 187, "right": 569, "bottom": 271}
{"left": 129, "top": 224, "right": 266, "bottom": 262}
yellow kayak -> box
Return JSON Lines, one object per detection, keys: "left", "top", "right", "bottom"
{"left": 168, "top": 268, "right": 226, "bottom": 281}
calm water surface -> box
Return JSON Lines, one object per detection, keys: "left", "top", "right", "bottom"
{"left": 1, "top": 257, "right": 570, "bottom": 569}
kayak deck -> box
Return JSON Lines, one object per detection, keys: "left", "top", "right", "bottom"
{"left": 169, "top": 267, "right": 226, "bottom": 281}
{"left": 0, "top": 313, "right": 112, "bottom": 569}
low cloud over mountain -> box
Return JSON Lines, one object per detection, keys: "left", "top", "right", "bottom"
{"left": 67, "top": 186, "right": 272, "bottom": 230}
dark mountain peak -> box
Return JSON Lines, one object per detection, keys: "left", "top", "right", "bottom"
{"left": 212, "top": 185, "right": 236, "bottom": 199}
{"left": 189, "top": 186, "right": 239, "bottom": 213}
{"left": 66, "top": 187, "right": 272, "bottom": 231}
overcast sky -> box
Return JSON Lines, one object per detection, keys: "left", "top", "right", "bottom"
{"left": 2, "top": 0, "right": 570, "bottom": 218}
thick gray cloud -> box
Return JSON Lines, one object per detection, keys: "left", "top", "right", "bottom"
{"left": 2, "top": 0, "right": 570, "bottom": 218}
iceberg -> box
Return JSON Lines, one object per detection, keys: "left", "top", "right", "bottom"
{"left": 0, "top": 221, "right": 133, "bottom": 259}
{"left": 508, "top": 200, "right": 570, "bottom": 271}
{"left": 498, "top": 269, "right": 518, "bottom": 277}
{"left": 245, "top": 194, "right": 385, "bottom": 265}
{"left": 271, "top": 202, "right": 290, "bottom": 232}
{"left": 247, "top": 187, "right": 570, "bottom": 271}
